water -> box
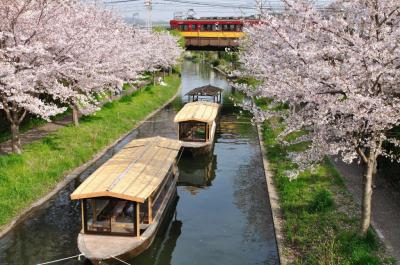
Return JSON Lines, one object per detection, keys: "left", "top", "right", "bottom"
{"left": 0, "top": 60, "right": 279, "bottom": 265}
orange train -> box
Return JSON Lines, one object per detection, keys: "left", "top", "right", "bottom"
{"left": 170, "top": 16, "right": 260, "bottom": 50}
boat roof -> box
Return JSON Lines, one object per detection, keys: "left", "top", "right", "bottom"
{"left": 185, "top": 85, "right": 223, "bottom": 97}
{"left": 70, "top": 137, "right": 181, "bottom": 203}
{"left": 174, "top": 101, "right": 220, "bottom": 124}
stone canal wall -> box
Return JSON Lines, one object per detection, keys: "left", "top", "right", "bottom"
{"left": 256, "top": 123, "right": 293, "bottom": 265}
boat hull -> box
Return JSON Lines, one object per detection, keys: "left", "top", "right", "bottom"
{"left": 181, "top": 141, "right": 214, "bottom": 156}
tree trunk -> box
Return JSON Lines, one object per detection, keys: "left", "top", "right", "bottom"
{"left": 360, "top": 158, "right": 375, "bottom": 236}
{"left": 10, "top": 122, "right": 22, "bottom": 154}
{"left": 72, "top": 105, "right": 79, "bottom": 127}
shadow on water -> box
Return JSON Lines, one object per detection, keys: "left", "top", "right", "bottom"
{"left": 0, "top": 59, "right": 278, "bottom": 265}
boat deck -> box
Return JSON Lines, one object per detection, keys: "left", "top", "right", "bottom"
{"left": 78, "top": 233, "right": 143, "bottom": 260}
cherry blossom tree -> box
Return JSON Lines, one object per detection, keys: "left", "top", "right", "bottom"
{"left": 237, "top": 0, "right": 400, "bottom": 235}
{"left": 0, "top": 0, "right": 71, "bottom": 153}
{"left": 1, "top": 0, "right": 182, "bottom": 151}
{"left": 43, "top": 3, "right": 126, "bottom": 126}
{"left": 45, "top": 4, "right": 182, "bottom": 126}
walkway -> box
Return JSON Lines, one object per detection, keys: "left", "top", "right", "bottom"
{"left": 0, "top": 81, "right": 149, "bottom": 154}
{"left": 333, "top": 159, "right": 400, "bottom": 262}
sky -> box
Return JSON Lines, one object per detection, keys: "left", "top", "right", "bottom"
{"left": 101, "top": 0, "right": 333, "bottom": 25}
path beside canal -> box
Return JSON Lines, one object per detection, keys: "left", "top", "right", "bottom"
{"left": 333, "top": 159, "right": 400, "bottom": 261}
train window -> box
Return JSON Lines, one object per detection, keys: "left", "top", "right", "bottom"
{"left": 191, "top": 24, "right": 196, "bottom": 30}
{"left": 202, "top": 24, "right": 212, "bottom": 31}
{"left": 179, "top": 24, "right": 188, "bottom": 31}
{"left": 229, "top": 24, "right": 235, "bottom": 31}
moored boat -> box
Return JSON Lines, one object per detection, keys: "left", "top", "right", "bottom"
{"left": 174, "top": 101, "right": 220, "bottom": 155}
{"left": 185, "top": 84, "right": 223, "bottom": 103}
{"left": 70, "top": 136, "right": 182, "bottom": 263}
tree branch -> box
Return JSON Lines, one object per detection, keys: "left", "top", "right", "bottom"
{"left": 356, "top": 147, "right": 368, "bottom": 164}
{"left": 317, "top": 90, "right": 347, "bottom": 97}
{"left": 18, "top": 110, "right": 27, "bottom": 125}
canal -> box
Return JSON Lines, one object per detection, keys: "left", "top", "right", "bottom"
{"left": 0, "top": 60, "right": 279, "bottom": 265}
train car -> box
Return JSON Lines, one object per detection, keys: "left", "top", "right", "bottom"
{"left": 170, "top": 16, "right": 260, "bottom": 50}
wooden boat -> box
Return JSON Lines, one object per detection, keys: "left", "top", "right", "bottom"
{"left": 70, "top": 136, "right": 182, "bottom": 264}
{"left": 185, "top": 84, "right": 223, "bottom": 103}
{"left": 174, "top": 101, "right": 220, "bottom": 155}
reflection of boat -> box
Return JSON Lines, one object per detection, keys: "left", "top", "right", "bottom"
{"left": 174, "top": 101, "right": 220, "bottom": 156}
{"left": 178, "top": 154, "right": 217, "bottom": 189}
{"left": 70, "top": 137, "right": 182, "bottom": 263}
{"left": 132, "top": 194, "right": 182, "bottom": 265}
{"left": 155, "top": 219, "right": 182, "bottom": 264}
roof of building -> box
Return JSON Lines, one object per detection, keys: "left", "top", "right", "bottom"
{"left": 185, "top": 85, "right": 223, "bottom": 97}
{"left": 174, "top": 101, "right": 220, "bottom": 124}
{"left": 70, "top": 137, "right": 181, "bottom": 203}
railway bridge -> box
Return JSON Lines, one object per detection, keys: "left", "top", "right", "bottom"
{"left": 170, "top": 16, "right": 259, "bottom": 51}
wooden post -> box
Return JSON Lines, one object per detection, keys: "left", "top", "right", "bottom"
{"left": 136, "top": 202, "right": 141, "bottom": 237}
{"left": 204, "top": 123, "right": 207, "bottom": 141}
{"left": 81, "top": 200, "right": 86, "bottom": 232}
{"left": 148, "top": 198, "right": 153, "bottom": 224}
{"left": 92, "top": 200, "right": 96, "bottom": 224}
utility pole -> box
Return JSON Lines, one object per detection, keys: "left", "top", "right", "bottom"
{"left": 255, "top": 0, "right": 263, "bottom": 18}
{"left": 145, "top": 0, "right": 152, "bottom": 31}
{"left": 132, "top": 12, "right": 139, "bottom": 26}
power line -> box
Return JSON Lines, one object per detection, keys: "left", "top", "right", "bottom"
{"left": 105, "top": 0, "right": 257, "bottom": 9}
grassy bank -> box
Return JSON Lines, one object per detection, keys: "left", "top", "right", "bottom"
{"left": 0, "top": 74, "right": 180, "bottom": 229}
{"left": 261, "top": 116, "right": 395, "bottom": 264}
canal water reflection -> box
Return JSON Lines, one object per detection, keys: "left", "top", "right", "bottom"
{"left": 0, "top": 60, "right": 278, "bottom": 265}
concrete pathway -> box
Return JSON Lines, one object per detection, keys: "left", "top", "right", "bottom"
{"left": 0, "top": 81, "right": 150, "bottom": 154}
{"left": 0, "top": 115, "right": 73, "bottom": 154}
{"left": 333, "top": 159, "right": 400, "bottom": 262}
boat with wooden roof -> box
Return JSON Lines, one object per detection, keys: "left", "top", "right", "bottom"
{"left": 70, "top": 136, "right": 182, "bottom": 263}
{"left": 174, "top": 101, "right": 220, "bottom": 155}
{"left": 185, "top": 84, "right": 223, "bottom": 103}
